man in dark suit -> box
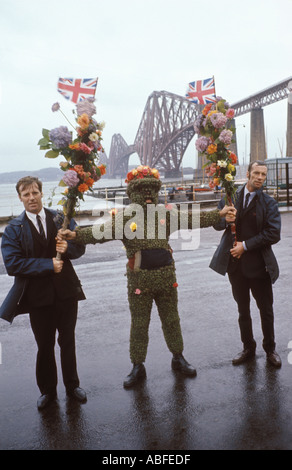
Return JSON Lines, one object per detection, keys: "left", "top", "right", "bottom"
{"left": 210, "top": 161, "right": 282, "bottom": 368}
{"left": 0, "top": 176, "right": 87, "bottom": 409}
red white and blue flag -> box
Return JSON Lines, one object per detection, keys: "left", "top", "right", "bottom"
{"left": 185, "top": 77, "right": 216, "bottom": 104}
{"left": 57, "top": 78, "right": 98, "bottom": 103}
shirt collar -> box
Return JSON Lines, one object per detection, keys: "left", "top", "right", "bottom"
{"left": 244, "top": 185, "right": 256, "bottom": 199}
{"left": 26, "top": 207, "right": 46, "bottom": 224}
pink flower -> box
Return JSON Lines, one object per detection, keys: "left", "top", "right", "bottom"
{"left": 79, "top": 142, "right": 92, "bottom": 154}
{"left": 205, "top": 163, "right": 217, "bottom": 177}
{"left": 135, "top": 289, "right": 141, "bottom": 295}
{"left": 226, "top": 108, "right": 235, "bottom": 119}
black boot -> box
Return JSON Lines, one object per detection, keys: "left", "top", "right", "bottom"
{"left": 171, "top": 354, "right": 197, "bottom": 377}
{"left": 123, "top": 363, "right": 146, "bottom": 389}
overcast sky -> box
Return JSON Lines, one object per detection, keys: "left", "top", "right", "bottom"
{"left": 0, "top": 0, "right": 291, "bottom": 174}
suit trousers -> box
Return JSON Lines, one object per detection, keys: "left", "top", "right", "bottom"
{"left": 29, "top": 298, "right": 79, "bottom": 395}
{"left": 228, "top": 269, "right": 276, "bottom": 353}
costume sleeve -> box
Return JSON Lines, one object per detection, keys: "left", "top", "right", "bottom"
{"left": 180, "top": 208, "right": 221, "bottom": 230}
{"left": 168, "top": 205, "right": 221, "bottom": 234}
{"left": 65, "top": 217, "right": 86, "bottom": 259}
{"left": 74, "top": 214, "right": 118, "bottom": 245}
{"left": 1, "top": 225, "right": 53, "bottom": 277}
{"left": 75, "top": 226, "right": 98, "bottom": 245}
{"left": 199, "top": 209, "right": 221, "bottom": 228}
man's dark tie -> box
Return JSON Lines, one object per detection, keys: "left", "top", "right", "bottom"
{"left": 36, "top": 214, "right": 46, "bottom": 240}
{"left": 244, "top": 192, "right": 250, "bottom": 209}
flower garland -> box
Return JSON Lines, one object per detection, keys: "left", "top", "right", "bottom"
{"left": 125, "top": 165, "right": 160, "bottom": 183}
{"left": 38, "top": 98, "right": 106, "bottom": 222}
{"left": 194, "top": 97, "right": 237, "bottom": 201}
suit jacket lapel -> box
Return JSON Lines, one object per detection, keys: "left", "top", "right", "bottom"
{"left": 45, "top": 208, "right": 57, "bottom": 242}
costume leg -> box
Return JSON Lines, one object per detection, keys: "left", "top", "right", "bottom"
{"left": 228, "top": 271, "right": 256, "bottom": 350}
{"left": 56, "top": 299, "right": 80, "bottom": 392}
{"left": 154, "top": 287, "right": 184, "bottom": 355}
{"left": 250, "top": 277, "right": 275, "bottom": 353}
{"left": 29, "top": 306, "right": 58, "bottom": 395}
{"left": 128, "top": 291, "right": 153, "bottom": 364}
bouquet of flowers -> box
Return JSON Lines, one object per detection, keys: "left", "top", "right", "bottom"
{"left": 194, "top": 97, "right": 237, "bottom": 201}
{"left": 38, "top": 98, "right": 106, "bottom": 229}
{"left": 194, "top": 97, "right": 238, "bottom": 244}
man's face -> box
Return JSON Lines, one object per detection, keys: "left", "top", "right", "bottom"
{"left": 18, "top": 182, "right": 43, "bottom": 214}
{"left": 246, "top": 163, "right": 267, "bottom": 191}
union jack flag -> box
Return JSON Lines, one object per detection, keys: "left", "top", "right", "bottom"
{"left": 57, "top": 78, "right": 98, "bottom": 103}
{"left": 186, "top": 77, "right": 216, "bottom": 105}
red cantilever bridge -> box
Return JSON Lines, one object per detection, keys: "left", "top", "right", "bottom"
{"left": 107, "top": 77, "right": 292, "bottom": 178}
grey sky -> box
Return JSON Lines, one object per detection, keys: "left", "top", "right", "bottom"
{"left": 0, "top": 0, "right": 291, "bottom": 173}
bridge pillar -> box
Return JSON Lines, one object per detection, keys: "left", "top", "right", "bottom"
{"left": 287, "top": 98, "right": 292, "bottom": 156}
{"left": 250, "top": 108, "right": 266, "bottom": 162}
{"left": 197, "top": 152, "right": 205, "bottom": 170}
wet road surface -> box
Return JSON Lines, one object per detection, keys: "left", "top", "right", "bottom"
{"left": 0, "top": 211, "right": 292, "bottom": 450}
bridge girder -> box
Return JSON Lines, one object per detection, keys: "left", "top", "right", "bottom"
{"left": 134, "top": 91, "right": 199, "bottom": 173}
{"left": 108, "top": 77, "right": 292, "bottom": 177}
{"left": 108, "top": 91, "right": 199, "bottom": 177}
{"left": 232, "top": 77, "right": 292, "bottom": 116}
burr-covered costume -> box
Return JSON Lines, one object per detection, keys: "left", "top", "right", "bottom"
{"left": 72, "top": 166, "right": 221, "bottom": 386}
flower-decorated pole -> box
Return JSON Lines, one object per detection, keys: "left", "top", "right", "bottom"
{"left": 38, "top": 99, "right": 107, "bottom": 259}
{"left": 194, "top": 98, "right": 238, "bottom": 246}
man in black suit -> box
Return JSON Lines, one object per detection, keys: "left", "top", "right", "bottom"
{"left": 210, "top": 161, "right": 282, "bottom": 368}
{"left": 0, "top": 176, "right": 87, "bottom": 409}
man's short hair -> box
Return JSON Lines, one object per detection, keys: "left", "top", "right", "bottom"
{"left": 16, "top": 176, "right": 43, "bottom": 195}
{"left": 247, "top": 160, "right": 267, "bottom": 173}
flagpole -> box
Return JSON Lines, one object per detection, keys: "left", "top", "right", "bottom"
{"left": 213, "top": 75, "right": 216, "bottom": 98}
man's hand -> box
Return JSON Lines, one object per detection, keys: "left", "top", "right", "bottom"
{"left": 56, "top": 239, "right": 68, "bottom": 254}
{"left": 53, "top": 257, "right": 64, "bottom": 273}
{"left": 219, "top": 205, "right": 237, "bottom": 221}
{"left": 230, "top": 241, "right": 245, "bottom": 259}
{"left": 57, "top": 229, "right": 76, "bottom": 241}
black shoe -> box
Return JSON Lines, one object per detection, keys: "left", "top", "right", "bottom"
{"left": 266, "top": 351, "right": 282, "bottom": 368}
{"left": 123, "top": 364, "right": 146, "bottom": 389}
{"left": 171, "top": 354, "right": 197, "bottom": 377}
{"left": 232, "top": 349, "right": 256, "bottom": 365}
{"left": 37, "top": 393, "right": 57, "bottom": 410}
{"left": 66, "top": 387, "right": 87, "bottom": 403}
